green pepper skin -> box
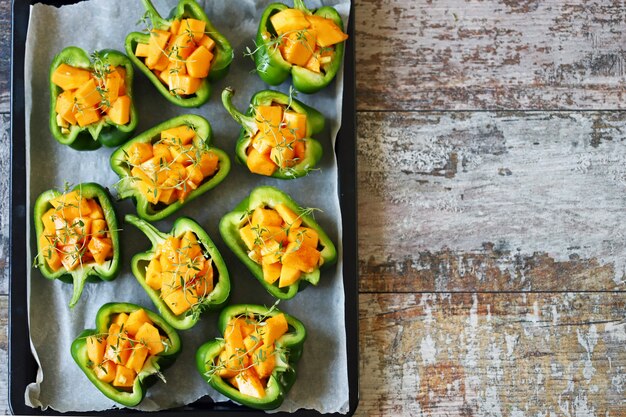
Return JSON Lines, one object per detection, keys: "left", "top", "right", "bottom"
{"left": 49, "top": 47, "right": 138, "bottom": 150}
{"left": 253, "top": 0, "right": 347, "bottom": 94}
{"left": 196, "top": 304, "right": 306, "bottom": 410}
{"left": 71, "top": 302, "right": 182, "bottom": 407}
{"left": 110, "top": 114, "right": 230, "bottom": 222}
{"left": 219, "top": 186, "right": 337, "bottom": 299}
{"left": 125, "top": 0, "right": 234, "bottom": 108}
{"left": 221, "top": 87, "right": 325, "bottom": 179}
{"left": 33, "top": 183, "right": 120, "bottom": 308}
{"left": 126, "top": 214, "right": 230, "bottom": 330}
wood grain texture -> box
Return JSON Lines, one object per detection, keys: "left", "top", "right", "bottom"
{"left": 0, "top": 296, "right": 8, "bottom": 416}
{"left": 357, "top": 293, "right": 626, "bottom": 417}
{"left": 0, "top": 0, "right": 10, "bottom": 113}
{"left": 355, "top": 0, "right": 626, "bottom": 111}
{"left": 0, "top": 113, "right": 9, "bottom": 295}
{"left": 358, "top": 111, "right": 626, "bottom": 292}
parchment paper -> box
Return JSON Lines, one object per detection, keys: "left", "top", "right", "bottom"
{"left": 23, "top": 0, "right": 350, "bottom": 412}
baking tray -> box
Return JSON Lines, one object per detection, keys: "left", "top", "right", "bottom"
{"left": 9, "top": 0, "right": 358, "bottom": 415}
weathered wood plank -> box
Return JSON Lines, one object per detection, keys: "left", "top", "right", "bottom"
{"left": 358, "top": 111, "right": 626, "bottom": 292}
{"left": 357, "top": 292, "right": 626, "bottom": 417}
{"left": 355, "top": 0, "right": 626, "bottom": 111}
{"left": 0, "top": 296, "right": 8, "bottom": 415}
{"left": 0, "top": 0, "right": 10, "bottom": 113}
{"left": 0, "top": 113, "right": 9, "bottom": 295}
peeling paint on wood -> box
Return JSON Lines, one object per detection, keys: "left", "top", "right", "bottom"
{"left": 0, "top": 114, "right": 9, "bottom": 295}
{"left": 0, "top": 296, "right": 8, "bottom": 415}
{"left": 358, "top": 111, "right": 626, "bottom": 291}
{"left": 357, "top": 293, "right": 626, "bottom": 416}
{"left": 0, "top": 0, "right": 10, "bottom": 113}
{"left": 355, "top": 0, "right": 626, "bottom": 110}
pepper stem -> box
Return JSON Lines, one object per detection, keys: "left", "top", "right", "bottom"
{"left": 141, "top": 0, "right": 163, "bottom": 24}
{"left": 69, "top": 270, "right": 88, "bottom": 308}
{"left": 221, "top": 88, "right": 258, "bottom": 136}
{"left": 292, "top": 0, "right": 310, "bottom": 13}
{"left": 125, "top": 214, "right": 166, "bottom": 247}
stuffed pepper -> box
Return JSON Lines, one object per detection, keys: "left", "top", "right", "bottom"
{"left": 126, "top": 214, "right": 230, "bottom": 330}
{"left": 126, "top": 0, "right": 233, "bottom": 107}
{"left": 34, "top": 183, "right": 120, "bottom": 308}
{"left": 219, "top": 186, "right": 336, "bottom": 299}
{"left": 50, "top": 47, "right": 138, "bottom": 150}
{"left": 110, "top": 114, "right": 230, "bottom": 221}
{"left": 253, "top": 0, "right": 348, "bottom": 94}
{"left": 221, "top": 87, "right": 324, "bottom": 179}
{"left": 196, "top": 304, "right": 306, "bottom": 410}
{"left": 71, "top": 302, "right": 181, "bottom": 407}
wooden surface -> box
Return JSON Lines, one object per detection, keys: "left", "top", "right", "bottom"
{"left": 2, "top": 0, "right": 626, "bottom": 416}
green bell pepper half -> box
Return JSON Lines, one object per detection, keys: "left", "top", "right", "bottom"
{"left": 33, "top": 183, "right": 120, "bottom": 308}
{"left": 196, "top": 303, "right": 306, "bottom": 410}
{"left": 253, "top": 0, "right": 347, "bottom": 94}
{"left": 126, "top": 214, "right": 230, "bottom": 330}
{"left": 110, "top": 114, "right": 230, "bottom": 222}
{"left": 221, "top": 87, "right": 325, "bottom": 179}
{"left": 49, "top": 46, "right": 138, "bottom": 150}
{"left": 125, "top": 0, "right": 234, "bottom": 107}
{"left": 71, "top": 302, "right": 182, "bottom": 407}
{"left": 219, "top": 186, "right": 337, "bottom": 299}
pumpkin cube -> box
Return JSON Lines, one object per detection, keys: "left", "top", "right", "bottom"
{"left": 135, "top": 322, "right": 165, "bottom": 355}
{"left": 216, "top": 349, "right": 239, "bottom": 378}
{"left": 74, "top": 78, "right": 102, "bottom": 109}
{"left": 41, "top": 208, "right": 58, "bottom": 233}
{"left": 153, "top": 143, "right": 173, "bottom": 163}
{"left": 161, "top": 125, "right": 196, "bottom": 145}
{"left": 113, "top": 364, "right": 136, "bottom": 388}
{"left": 235, "top": 369, "right": 265, "bottom": 399}
{"left": 135, "top": 42, "right": 150, "bottom": 58}
{"left": 107, "top": 95, "right": 131, "bottom": 126}
{"left": 125, "top": 343, "right": 150, "bottom": 373}
{"left": 253, "top": 344, "right": 276, "bottom": 379}
{"left": 169, "top": 19, "right": 181, "bottom": 35}
{"left": 304, "top": 53, "right": 321, "bottom": 73}
{"left": 93, "top": 360, "right": 116, "bottom": 383}
{"left": 251, "top": 207, "right": 283, "bottom": 228}
{"left": 305, "top": 15, "right": 348, "bottom": 47}
{"left": 198, "top": 34, "right": 216, "bottom": 52}
{"left": 247, "top": 148, "right": 277, "bottom": 176}
{"left": 281, "top": 110, "right": 307, "bottom": 140}
{"left": 224, "top": 318, "right": 246, "bottom": 352}
{"left": 126, "top": 142, "right": 153, "bottom": 166}
{"left": 181, "top": 231, "right": 202, "bottom": 260}
{"left": 101, "top": 74, "right": 120, "bottom": 110}
{"left": 170, "top": 144, "right": 195, "bottom": 166}
{"left": 146, "top": 30, "right": 171, "bottom": 69}
{"left": 86, "top": 335, "right": 106, "bottom": 365}
{"left": 91, "top": 219, "right": 108, "bottom": 239}
{"left": 270, "top": 145, "right": 296, "bottom": 168}
{"left": 88, "top": 236, "right": 112, "bottom": 265}
{"left": 281, "top": 241, "right": 320, "bottom": 273}
{"left": 262, "top": 262, "right": 281, "bottom": 284}
{"left": 274, "top": 203, "right": 302, "bottom": 228}
{"left": 262, "top": 313, "right": 288, "bottom": 346}
{"left": 75, "top": 106, "right": 101, "bottom": 127}
{"left": 251, "top": 132, "right": 272, "bottom": 155}
{"left": 194, "top": 269, "right": 214, "bottom": 297}
{"left": 186, "top": 45, "right": 213, "bottom": 78}
{"left": 239, "top": 224, "right": 259, "bottom": 250}
{"left": 104, "top": 337, "right": 131, "bottom": 365}
{"left": 87, "top": 199, "right": 104, "bottom": 220}
{"left": 136, "top": 180, "right": 161, "bottom": 205}
{"left": 145, "top": 257, "right": 163, "bottom": 290}
{"left": 39, "top": 234, "right": 62, "bottom": 271}
{"left": 60, "top": 248, "right": 81, "bottom": 271}
{"left": 125, "top": 308, "right": 154, "bottom": 337}
{"left": 293, "top": 140, "right": 306, "bottom": 160}
{"left": 198, "top": 151, "right": 219, "bottom": 177}
{"left": 255, "top": 105, "right": 283, "bottom": 141}
{"left": 280, "top": 30, "right": 317, "bottom": 67}
{"left": 51, "top": 63, "right": 92, "bottom": 91}
{"left": 270, "top": 8, "right": 310, "bottom": 35}
{"left": 288, "top": 227, "right": 318, "bottom": 248}
{"left": 168, "top": 74, "right": 202, "bottom": 95}
{"left": 178, "top": 18, "right": 206, "bottom": 43}
{"left": 55, "top": 90, "right": 78, "bottom": 125}
{"left": 114, "top": 313, "right": 129, "bottom": 327}
{"left": 278, "top": 264, "right": 301, "bottom": 288}
{"left": 163, "top": 288, "right": 197, "bottom": 316}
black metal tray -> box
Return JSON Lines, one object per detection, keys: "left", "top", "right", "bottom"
{"left": 9, "top": 0, "right": 357, "bottom": 415}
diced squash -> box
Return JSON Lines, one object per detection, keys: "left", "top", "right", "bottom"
{"left": 166, "top": 59, "right": 187, "bottom": 76}
{"left": 281, "top": 30, "right": 317, "bottom": 67}
{"left": 278, "top": 264, "right": 301, "bottom": 288}
{"left": 224, "top": 318, "right": 246, "bottom": 352}
{"left": 113, "top": 364, "right": 136, "bottom": 388}
{"left": 93, "top": 360, "right": 116, "bottom": 383}
{"left": 235, "top": 369, "right": 265, "bottom": 399}
{"left": 51, "top": 63, "right": 91, "bottom": 91}
{"left": 154, "top": 52, "right": 171, "bottom": 72}
{"left": 247, "top": 148, "right": 277, "bottom": 176}
{"left": 127, "top": 141, "right": 153, "bottom": 166}
{"left": 86, "top": 335, "right": 106, "bottom": 365}
{"left": 42, "top": 208, "right": 58, "bottom": 232}
{"left": 91, "top": 219, "right": 108, "bottom": 239}
{"left": 253, "top": 344, "right": 276, "bottom": 379}
{"left": 105, "top": 337, "right": 131, "bottom": 365}
{"left": 194, "top": 270, "right": 214, "bottom": 297}
{"left": 198, "top": 34, "right": 216, "bottom": 52}
{"left": 56, "top": 113, "right": 69, "bottom": 128}
{"left": 169, "top": 19, "right": 181, "bottom": 35}
{"left": 153, "top": 143, "right": 173, "bottom": 162}
{"left": 158, "top": 182, "right": 178, "bottom": 205}
{"left": 60, "top": 247, "right": 81, "bottom": 271}
{"left": 274, "top": 203, "right": 302, "bottom": 228}
{"left": 263, "top": 226, "right": 287, "bottom": 245}
{"left": 186, "top": 45, "right": 213, "bottom": 78}
{"left": 305, "top": 15, "right": 348, "bottom": 47}
{"left": 216, "top": 349, "right": 239, "bottom": 378}
{"left": 145, "top": 257, "right": 163, "bottom": 290}
{"left": 135, "top": 322, "right": 165, "bottom": 355}
{"left": 178, "top": 18, "right": 206, "bottom": 43}
{"left": 75, "top": 78, "right": 102, "bottom": 109}
{"left": 270, "top": 145, "right": 295, "bottom": 168}
{"left": 135, "top": 42, "right": 150, "bottom": 58}
{"left": 198, "top": 152, "right": 219, "bottom": 177}
{"left": 293, "top": 140, "right": 306, "bottom": 160}
{"left": 263, "top": 313, "right": 288, "bottom": 346}
{"left": 304, "top": 53, "right": 321, "bottom": 73}
{"left": 251, "top": 132, "right": 272, "bottom": 155}
{"left": 262, "top": 262, "right": 281, "bottom": 284}
{"left": 239, "top": 224, "right": 259, "bottom": 250}
{"left": 88, "top": 236, "right": 112, "bottom": 265}
{"left": 107, "top": 95, "right": 131, "bottom": 126}
{"left": 170, "top": 144, "right": 195, "bottom": 166}
{"left": 166, "top": 31, "right": 195, "bottom": 61}
{"left": 125, "top": 344, "right": 150, "bottom": 373}
{"left": 180, "top": 230, "right": 202, "bottom": 259}
{"left": 75, "top": 106, "right": 102, "bottom": 127}
{"left": 281, "top": 110, "right": 307, "bottom": 140}
{"left": 87, "top": 199, "right": 104, "bottom": 219}
{"left": 185, "top": 164, "right": 204, "bottom": 186}
{"left": 251, "top": 207, "right": 283, "bottom": 227}
{"left": 243, "top": 330, "right": 262, "bottom": 353}
{"left": 162, "top": 125, "right": 197, "bottom": 146}
{"left": 269, "top": 8, "right": 310, "bottom": 35}
{"left": 255, "top": 105, "right": 283, "bottom": 138}
{"left": 114, "top": 313, "right": 129, "bottom": 327}
{"left": 168, "top": 74, "right": 202, "bottom": 95}
{"left": 163, "top": 288, "right": 198, "bottom": 316}
{"left": 137, "top": 181, "right": 161, "bottom": 205}
{"left": 39, "top": 234, "right": 63, "bottom": 271}
{"left": 287, "top": 227, "right": 318, "bottom": 249}
{"left": 125, "top": 308, "right": 154, "bottom": 336}
{"left": 102, "top": 74, "right": 121, "bottom": 109}
{"left": 146, "top": 30, "right": 171, "bottom": 69}
{"left": 281, "top": 241, "right": 320, "bottom": 273}
{"left": 55, "top": 90, "right": 78, "bottom": 125}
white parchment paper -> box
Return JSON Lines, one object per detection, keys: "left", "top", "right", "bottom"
{"left": 23, "top": 0, "right": 350, "bottom": 412}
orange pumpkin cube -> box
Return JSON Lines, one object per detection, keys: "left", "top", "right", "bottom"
{"left": 278, "top": 264, "right": 301, "bottom": 288}
{"left": 125, "top": 308, "right": 154, "bottom": 337}
{"left": 51, "top": 63, "right": 92, "bottom": 91}
{"left": 269, "top": 8, "right": 310, "bottom": 35}
{"left": 135, "top": 42, "right": 150, "bottom": 58}
{"left": 198, "top": 151, "right": 219, "bottom": 177}
{"left": 305, "top": 15, "right": 348, "bottom": 47}
{"left": 55, "top": 90, "right": 78, "bottom": 125}
{"left": 107, "top": 95, "right": 131, "bottom": 126}
{"left": 262, "top": 262, "right": 282, "bottom": 284}
{"left": 280, "top": 30, "right": 317, "bottom": 67}
{"left": 186, "top": 45, "right": 213, "bottom": 78}
{"left": 178, "top": 18, "right": 206, "bottom": 43}
{"left": 112, "top": 364, "right": 136, "bottom": 388}
{"left": 235, "top": 369, "right": 265, "bottom": 399}
{"left": 168, "top": 74, "right": 202, "bottom": 95}
{"left": 274, "top": 203, "right": 301, "bottom": 228}
{"left": 88, "top": 236, "right": 112, "bottom": 265}
{"left": 163, "top": 288, "right": 198, "bottom": 316}
{"left": 247, "top": 148, "right": 277, "bottom": 176}
{"left": 93, "top": 360, "right": 116, "bottom": 383}
{"left": 74, "top": 78, "right": 102, "bottom": 109}
{"left": 125, "top": 343, "right": 150, "bottom": 373}
{"left": 135, "top": 322, "right": 165, "bottom": 355}
{"left": 251, "top": 207, "right": 283, "bottom": 228}
{"left": 75, "top": 106, "right": 101, "bottom": 127}
{"left": 281, "top": 241, "right": 320, "bottom": 273}
{"left": 86, "top": 335, "right": 106, "bottom": 365}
